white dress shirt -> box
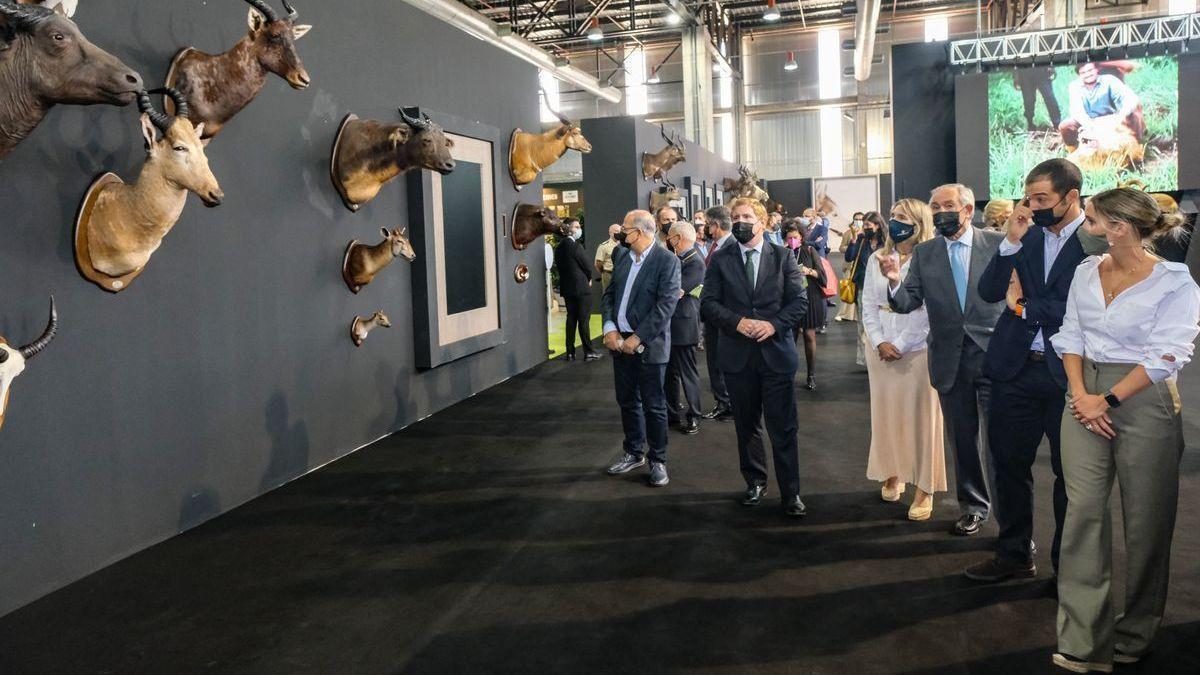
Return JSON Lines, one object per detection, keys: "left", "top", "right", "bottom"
{"left": 998, "top": 212, "right": 1085, "bottom": 352}
{"left": 738, "top": 237, "right": 765, "bottom": 290}
{"left": 863, "top": 251, "right": 930, "bottom": 354}
{"left": 604, "top": 244, "right": 657, "bottom": 334}
{"left": 1050, "top": 256, "right": 1200, "bottom": 383}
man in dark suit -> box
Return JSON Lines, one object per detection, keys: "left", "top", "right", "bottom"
{"left": 665, "top": 221, "right": 705, "bottom": 435}
{"left": 964, "top": 159, "right": 1087, "bottom": 582}
{"left": 602, "top": 210, "right": 682, "bottom": 487}
{"left": 883, "top": 184, "right": 1006, "bottom": 536}
{"left": 701, "top": 198, "right": 808, "bottom": 517}
{"left": 700, "top": 205, "right": 734, "bottom": 421}
{"left": 554, "top": 218, "right": 600, "bottom": 362}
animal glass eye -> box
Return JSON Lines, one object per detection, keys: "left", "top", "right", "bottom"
{"left": 173, "top": 146, "right": 188, "bottom": 153}
{"left": 53, "top": 33, "right": 65, "bottom": 41}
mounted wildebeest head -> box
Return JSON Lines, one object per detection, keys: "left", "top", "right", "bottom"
{"left": 74, "top": 89, "right": 223, "bottom": 293}
{"left": 0, "top": 296, "right": 57, "bottom": 432}
{"left": 511, "top": 203, "right": 566, "bottom": 250}
{"left": 508, "top": 90, "right": 592, "bottom": 188}
{"left": 164, "top": 0, "right": 312, "bottom": 139}
{"left": 0, "top": 1, "right": 142, "bottom": 158}
{"left": 330, "top": 108, "right": 456, "bottom": 212}
{"left": 641, "top": 123, "right": 686, "bottom": 184}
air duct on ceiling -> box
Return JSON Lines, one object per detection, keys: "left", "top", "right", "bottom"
{"left": 398, "top": 0, "right": 622, "bottom": 103}
{"left": 852, "top": 0, "right": 883, "bottom": 81}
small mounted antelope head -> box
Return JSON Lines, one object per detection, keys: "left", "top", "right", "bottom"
{"left": 331, "top": 108, "right": 456, "bottom": 213}
{"left": 508, "top": 89, "right": 592, "bottom": 188}
{"left": 164, "top": 0, "right": 312, "bottom": 140}
{"left": 0, "top": 1, "right": 142, "bottom": 158}
{"left": 511, "top": 203, "right": 566, "bottom": 251}
{"left": 0, "top": 296, "right": 57, "bottom": 432}
{"left": 74, "top": 88, "right": 224, "bottom": 293}
{"left": 342, "top": 226, "right": 416, "bottom": 294}
{"left": 641, "top": 123, "right": 686, "bottom": 184}
{"left": 350, "top": 310, "right": 390, "bottom": 347}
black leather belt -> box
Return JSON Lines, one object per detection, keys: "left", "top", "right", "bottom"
{"left": 1028, "top": 351, "right": 1045, "bottom": 363}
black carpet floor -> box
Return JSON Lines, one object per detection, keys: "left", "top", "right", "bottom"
{"left": 2, "top": 321, "right": 1199, "bottom": 674}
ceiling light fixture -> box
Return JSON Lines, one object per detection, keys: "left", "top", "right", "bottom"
{"left": 764, "top": 0, "right": 781, "bottom": 22}
{"left": 587, "top": 17, "right": 603, "bottom": 41}
{"left": 784, "top": 50, "right": 798, "bottom": 71}
{"left": 666, "top": 11, "right": 682, "bottom": 26}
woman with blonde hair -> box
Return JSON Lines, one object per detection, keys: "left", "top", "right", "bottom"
{"left": 1050, "top": 188, "right": 1200, "bottom": 673}
{"left": 861, "top": 198, "right": 947, "bottom": 520}
{"left": 983, "top": 199, "right": 1014, "bottom": 232}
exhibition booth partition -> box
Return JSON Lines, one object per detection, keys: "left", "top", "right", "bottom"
{"left": 0, "top": 0, "right": 556, "bottom": 616}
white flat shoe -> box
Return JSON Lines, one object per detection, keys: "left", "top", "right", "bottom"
{"left": 881, "top": 482, "right": 905, "bottom": 503}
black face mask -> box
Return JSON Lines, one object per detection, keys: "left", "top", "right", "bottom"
{"left": 615, "top": 231, "right": 632, "bottom": 249}
{"left": 933, "top": 210, "right": 963, "bottom": 237}
{"left": 732, "top": 221, "right": 756, "bottom": 245}
{"left": 1031, "top": 195, "right": 1069, "bottom": 229}
{"left": 888, "top": 219, "right": 915, "bottom": 243}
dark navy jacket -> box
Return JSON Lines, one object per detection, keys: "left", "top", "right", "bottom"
{"left": 602, "top": 245, "right": 682, "bottom": 365}
{"left": 977, "top": 225, "right": 1087, "bottom": 388}
{"left": 670, "top": 249, "right": 705, "bottom": 346}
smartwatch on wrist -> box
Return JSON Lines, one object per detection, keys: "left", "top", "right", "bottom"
{"left": 1104, "top": 390, "right": 1122, "bottom": 408}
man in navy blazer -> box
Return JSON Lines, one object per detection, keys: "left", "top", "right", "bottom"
{"left": 701, "top": 198, "right": 809, "bottom": 516}
{"left": 601, "top": 210, "right": 682, "bottom": 487}
{"left": 965, "top": 158, "right": 1088, "bottom": 582}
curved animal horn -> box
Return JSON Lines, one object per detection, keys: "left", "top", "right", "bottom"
{"left": 18, "top": 296, "right": 57, "bottom": 361}
{"left": 138, "top": 90, "right": 173, "bottom": 133}
{"left": 539, "top": 88, "right": 571, "bottom": 126}
{"left": 659, "top": 123, "right": 671, "bottom": 143}
{"left": 282, "top": 0, "right": 298, "bottom": 19}
{"left": 0, "top": 1, "right": 53, "bottom": 29}
{"left": 244, "top": 0, "right": 279, "bottom": 23}
{"left": 399, "top": 107, "right": 430, "bottom": 131}
{"left": 150, "top": 87, "right": 189, "bottom": 121}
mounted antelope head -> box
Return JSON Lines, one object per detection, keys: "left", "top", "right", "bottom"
{"left": 74, "top": 89, "right": 224, "bottom": 293}
{"left": 641, "top": 123, "right": 686, "bottom": 184}
{"left": 728, "top": 164, "right": 770, "bottom": 204}
{"left": 0, "top": 296, "right": 57, "bottom": 432}
{"left": 649, "top": 184, "right": 681, "bottom": 213}
{"left": 330, "top": 108, "right": 456, "bottom": 212}
{"left": 508, "top": 90, "right": 592, "bottom": 188}
{"left": 511, "top": 203, "right": 566, "bottom": 251}
{"left": 164, "top": 0, "right": 312, "bottom": 140}
{"left": 341, "top": 227, "right": 416, "bottom": 294}
{"left": 0, "top": 1, "right": 142, "bottom": 158}
{"left": 350, "top": 310, "right": 390, "bottom": 347}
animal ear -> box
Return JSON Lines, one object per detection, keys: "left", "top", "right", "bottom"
{"left": 556, "top": 127, "right": 569, "bottom": 139}
{"left": 247, "top": 8, "right": 266, "bottom": 34}
{"left": 193, "top": 122, "right": 205, "bottom": 139}
{"left": 388, "top": 127, "right": 410, "bottom": 148}
{"left": 399, "top": 227, "right": 407, "bottom": 236}
{"left": 52, "top": 3, "right": 67, "bottom": 17}
{"left": 292, "top": 24, "right": 312, "bottom": 40}
{"left": 139, "top": 114, "right": 158, "bottom": 149}
{"left": 381, "top": 227, "right": 390, "bottom": 238}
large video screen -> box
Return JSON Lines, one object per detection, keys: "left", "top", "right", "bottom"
{"left": 987, "top": 56, "right": 1178, "bottom": 199}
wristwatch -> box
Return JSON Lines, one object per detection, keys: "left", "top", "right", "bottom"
{"left": 1104, "top": 390, "right": 1122, "bottom": 408}
{"left": 1014, "top": 297, "right": 1027, "bottom": 318}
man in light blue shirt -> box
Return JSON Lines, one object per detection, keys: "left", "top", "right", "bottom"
{"left": 1058, "top": 61, "right": 1144, "bottom": 150}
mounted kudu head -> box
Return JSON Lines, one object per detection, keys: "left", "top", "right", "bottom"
{"left": 0, "top": 296, "right": 57, "bottom": 432}
{"left": 0, "top": 1, "right": 142, "bottom": 157}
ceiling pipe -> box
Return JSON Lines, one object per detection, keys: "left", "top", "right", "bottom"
{"left": 398, "top": 0, "right": 622, "bottom": 103}
{"left": 852, "top": 0, "right": 883, "bottom": 81}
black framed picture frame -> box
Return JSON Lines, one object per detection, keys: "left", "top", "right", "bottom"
{"left": 406, "top": 110, "right": 505, "bottom": 369}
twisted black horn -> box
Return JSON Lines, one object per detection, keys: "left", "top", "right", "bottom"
{"left": 244, "top": 0, "right": 279, "bottom": 23}
{"left": 398, "top": 107, "right": 430, "bottom": 132}
{"left": 137, "top": 90, "right": 172, "bottom": 133}
{"left": 0, "top": 1, "right": 54, "bottom": 30}
{"left": 150, "top": 87, "right": 189, "bottom": 121}
{"left": 18, "top": 296, "right": 57, "bottom": 361}
{"left": 281, "top": 0, "right": 298, "bottom": 19}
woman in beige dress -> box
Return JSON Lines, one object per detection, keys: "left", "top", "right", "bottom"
{"left": 861, "top": 198, "right": 947, "bottom": 520}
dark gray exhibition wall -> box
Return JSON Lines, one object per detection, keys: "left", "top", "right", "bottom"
{"left": 579, "top": 116, "right": 739, "bottom": 256}
{"left": 0, "top": 0, "right": 546, "bottom": 616}
{"left": 891, "top": 42, "right": 957, "bottom": 201}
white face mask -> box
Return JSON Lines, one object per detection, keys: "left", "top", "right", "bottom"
{"left": 571, "top": 229, "right": 582, "bottom": 240}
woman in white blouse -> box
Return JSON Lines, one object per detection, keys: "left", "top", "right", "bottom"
{"left": 1049, "top": 188, "right": 1200, "bottom": 674}
{"left": 862, "top": 198, "right": 947, "bottom": 521}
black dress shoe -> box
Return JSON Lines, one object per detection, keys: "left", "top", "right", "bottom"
{"left": 680, "top": 418, "right": 699, "bottom": 435}
{"left": 584, "top": 351, "right": 602, "bottom": 362}
{"left": 702, "top": 404, "right": 733, "bottom": 421}
{"left": 741, "top": 485, "right": 767, "bottom": 506}
{"left": 953, "top": 514, "right": 985, "bottom": 536}
{"left": 783, "top": 495, "right": 807, "bottom": 517}
{"left": 564, "top": 353, "right": 576, "bottom": 362}
{"left": 963, "top": 555, "right": 1037, "bottom": 582}
{"left": 805, "top": 375, "right": 816, "bottom": 391}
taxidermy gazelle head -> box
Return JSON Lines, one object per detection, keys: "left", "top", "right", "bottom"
{"left": 76, "top": 88, "right": 223, "bottom": 291}
{"left": 0, "top": 1, "right": 142, "bottom": 158}
{"left": 164, "top": 0, "right": 312, "bottom": 139}
{"left": 0, "top": 296, "right": 57, "bottom": 431}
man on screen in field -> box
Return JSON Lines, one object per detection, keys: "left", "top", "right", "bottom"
{"left": 1057, "top": 61, "right": 1145, "bottom": 151}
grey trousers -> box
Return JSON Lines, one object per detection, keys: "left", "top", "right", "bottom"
{"left": 1057, "top": 360, "right": 1185, "bottom": 662}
